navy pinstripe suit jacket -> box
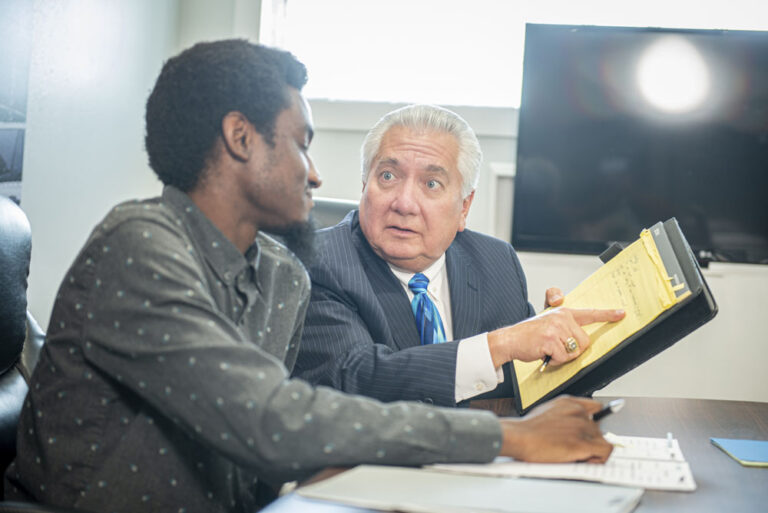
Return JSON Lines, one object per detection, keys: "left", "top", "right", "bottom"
{"left": 293, "top": 210, "right": 536, "bottom": 407}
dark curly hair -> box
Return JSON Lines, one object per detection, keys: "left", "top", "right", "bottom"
{"left": 145, "top": 40, "right": 307, "bottom": 191}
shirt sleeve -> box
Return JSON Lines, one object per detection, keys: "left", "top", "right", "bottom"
{"left": 455, "top": 333, "right": 505, "bottom": 402}
{"left": 77, "top": 217, "right": 503, "bottom": 480}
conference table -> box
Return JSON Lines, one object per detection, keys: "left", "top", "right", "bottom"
{"left": 262, "top": 397, "right": 768, "bottom": 513}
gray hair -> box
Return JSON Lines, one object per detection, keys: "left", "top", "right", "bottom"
{"left": 361, "top": 104, "right": 482, "bottom": 197}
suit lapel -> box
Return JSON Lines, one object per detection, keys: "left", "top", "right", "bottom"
{"left": 446, "top": 239, "right": 482, "bottom": 340}
{"left": 351, "top": 215, "right": 421, "bottom": 350}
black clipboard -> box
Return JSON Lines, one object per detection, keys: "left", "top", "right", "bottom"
{"left": 511, "top": 218, "right": 718, "bottom": 415}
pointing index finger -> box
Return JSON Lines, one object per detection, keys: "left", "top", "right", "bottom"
{"left": 570, "top": 308, "right": 626, "bottom": 326}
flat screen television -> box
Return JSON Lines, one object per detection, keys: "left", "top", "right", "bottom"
{"left": 512, "top": 23, "right": 768, "bottom": 266}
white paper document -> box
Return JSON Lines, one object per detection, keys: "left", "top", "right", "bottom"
{"left": 429, "top": 433, "right": 696, "bottom": 492}
{"left": 298, "top": 465, "right": 644, "bottom": 513}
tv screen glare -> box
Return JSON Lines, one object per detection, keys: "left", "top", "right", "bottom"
{"left": 512, "top": 23, "right": 768, "bottom": 265}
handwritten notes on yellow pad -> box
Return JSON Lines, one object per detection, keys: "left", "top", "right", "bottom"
{"left": 514, "top": 229, "right": 691, "bottom": 409}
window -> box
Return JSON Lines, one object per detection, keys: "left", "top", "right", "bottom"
{"left": 262, "top": 0, "right": 768, "bottom": 108}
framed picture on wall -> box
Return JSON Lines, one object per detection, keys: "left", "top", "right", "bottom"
{"left": 0, "top": 129, "right": 25, "bottom": 204}
{"left": 0, "top": 0, "right": 32, "bottom": 204}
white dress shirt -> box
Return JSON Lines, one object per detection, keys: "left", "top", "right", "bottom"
{"left": 389, "top": 256, "right": 505, "bottom": 402}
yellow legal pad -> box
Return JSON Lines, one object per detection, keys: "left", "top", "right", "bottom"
{"left": 513, "top": 229, "right": 691, "bottom": 411}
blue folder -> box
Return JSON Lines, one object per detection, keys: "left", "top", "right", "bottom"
{"left": 710, "top": 438, "right": 768, "bottom": 468}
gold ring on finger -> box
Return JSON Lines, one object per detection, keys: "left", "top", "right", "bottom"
{"left": 564, "top": 336, "right": 579, "bottom": 353}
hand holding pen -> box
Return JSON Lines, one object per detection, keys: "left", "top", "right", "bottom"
{"left": 485, "top": 285, "right": 623, "bottom": 372}
{"left": 534, "top": 287, "right": 625, "bottom": 373}
{"left": 538, "top": 288, "right": 565, "bottom": 373}
{"left": 593, "top": 398, "right": 625, "bottom": 421}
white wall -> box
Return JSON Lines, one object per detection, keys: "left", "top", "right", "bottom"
{"left": 22, "top": 0, "right": 262, "bottom": 332}
{"left": 22, "top": 0, "right": 177, "bottom": 330}
{"left": 308, "top": 100, "right": 768, "bottom": 403}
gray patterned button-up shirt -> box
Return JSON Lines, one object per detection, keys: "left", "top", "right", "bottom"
{"left": 6, "top": 186, "right": 502, "bottom": 512}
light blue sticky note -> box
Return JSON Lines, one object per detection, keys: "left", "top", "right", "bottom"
{"left": 710, "top": 438, "right": 768, "bottom": 467}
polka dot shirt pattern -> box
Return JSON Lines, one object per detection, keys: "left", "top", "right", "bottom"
{"left": 6, "top": 186, "right": 502, "bottom": 512}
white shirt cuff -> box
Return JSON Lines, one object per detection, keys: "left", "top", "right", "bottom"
{"left": 455, "top": 333, "right": 505, "bottom": 402}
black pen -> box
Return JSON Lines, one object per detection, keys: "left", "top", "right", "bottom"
{"left": 538, "top": 355, "right": 551, "bottom": 373}
{"left": 593, "top": 398, "right": 625, "bottom": 421}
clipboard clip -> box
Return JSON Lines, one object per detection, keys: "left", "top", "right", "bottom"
{"left": 600, "top": 242, "right": 627, "bottom": 264}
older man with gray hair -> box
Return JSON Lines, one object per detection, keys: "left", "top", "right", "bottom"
{"left": 294, "top": 104, "right": 624, "bottom": 407}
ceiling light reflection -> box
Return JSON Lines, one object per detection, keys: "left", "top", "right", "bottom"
{"left": 636, "top": 35, "right": 710, "bottom": 113}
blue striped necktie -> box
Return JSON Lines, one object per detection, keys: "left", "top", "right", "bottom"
{"left": 408, "top": 273, "right": 446, "bottom": 345}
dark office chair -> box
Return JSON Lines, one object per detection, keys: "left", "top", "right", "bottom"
{"left": 0, "top": 196, "right": 83, "bottom": 513}
{"left": 311, "top": 196, "right": 358, "bottom": 229}
{"left": 0, "top": 196, "right": 44, "bottom": 477}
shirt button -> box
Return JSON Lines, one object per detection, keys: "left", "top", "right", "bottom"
{"left": 474, "top": 383, "right": 485, "bottom": 391}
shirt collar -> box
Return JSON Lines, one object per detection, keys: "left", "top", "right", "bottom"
{"left": 161, "top": 185, "right": 259, "bottom": 285}
{"left": 389, "top": 254, "right": 447, "bottom": 296}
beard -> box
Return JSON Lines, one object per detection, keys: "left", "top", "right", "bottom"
{"left": 265, "top": 215, "right": 317, "bottom": 267}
